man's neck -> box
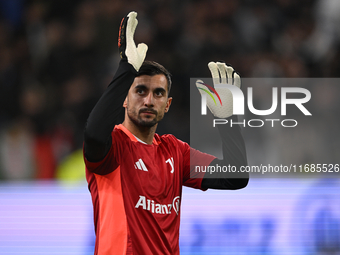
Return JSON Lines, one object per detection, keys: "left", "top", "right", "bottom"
{"left": 122, "top": 120, "right": 157, "bottom": 145}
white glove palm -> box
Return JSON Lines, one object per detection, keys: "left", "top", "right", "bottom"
{"left": 118, "top": 11, "right": 148, "bottom": 71}
{"left": 196, "top": 62, "right": 241, "bottom": 118}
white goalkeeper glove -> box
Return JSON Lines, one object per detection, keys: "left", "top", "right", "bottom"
{"left": 196, "top": 62, "right": 241, "bottom": 118}
{"left": 118, "top": 11, "right": 148, "bottom": 71}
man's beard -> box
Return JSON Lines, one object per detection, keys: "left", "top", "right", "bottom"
{"left": 127, "top": 108, "right": 161, "bottom": 128}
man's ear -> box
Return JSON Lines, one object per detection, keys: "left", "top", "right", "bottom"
{"left": 123, "top": 96, "right": 127, "bottom": 108}
{"left": 164, "top": 97, "right": 172, "bottom": 113}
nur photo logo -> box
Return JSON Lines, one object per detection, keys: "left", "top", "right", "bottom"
{"left": 197, "top": 80, "right": 312, "bottom": 128}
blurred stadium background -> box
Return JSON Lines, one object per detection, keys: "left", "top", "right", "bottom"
{"left": 0, "top": 0, "right": 340, "bottom": 254}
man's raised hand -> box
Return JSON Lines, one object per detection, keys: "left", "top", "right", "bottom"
{"left": 118, "top": 11, "right": 148, "bottom": 71}
{"left": 196, "top": 62, "right": 241, "bottom": 118}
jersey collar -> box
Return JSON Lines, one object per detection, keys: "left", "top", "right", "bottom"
{"left": 116, "top": 124, "right": 160, "bottom": 145}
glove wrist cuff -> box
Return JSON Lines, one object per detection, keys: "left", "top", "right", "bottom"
{"left": 119, "top": 59, "right": 138, "bottom": 75}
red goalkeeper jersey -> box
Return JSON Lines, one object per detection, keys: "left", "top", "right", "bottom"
{"left": 84, "top": 124, "right": 215, "bottom": 255}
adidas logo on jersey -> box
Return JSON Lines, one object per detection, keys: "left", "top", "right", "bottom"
{"left": 134, "top": 158, "right": 148, "bottom": 171}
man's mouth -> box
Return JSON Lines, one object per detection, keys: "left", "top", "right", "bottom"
{"left": 140, "top": 109, "right": 157, "bottom": 116}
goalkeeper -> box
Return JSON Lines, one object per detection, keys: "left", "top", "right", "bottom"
{"left": 83, "top": 11, "right": 248, "bottom": 255}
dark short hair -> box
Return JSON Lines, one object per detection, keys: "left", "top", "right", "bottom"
{"left": 137, "top": 61, "right": 172, "bottom": 95}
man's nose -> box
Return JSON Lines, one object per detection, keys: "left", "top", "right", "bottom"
{"left": 144, "top": 92, "right": 154, "bottom": 107}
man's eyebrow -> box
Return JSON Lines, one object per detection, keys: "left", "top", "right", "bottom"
{"left": 154, "top": 87, "right": 166, "bottom": 93}
{"left": 135, "top": 84, "right": 146, "bottom": 88}
{"left": 134, "top": 84, "right": 167, "bottom": 93}
{"left": 134, "top": 84, "right": 147, "bottom": 89}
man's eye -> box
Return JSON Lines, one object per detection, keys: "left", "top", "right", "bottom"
{"left": 137, "top": 89, "right": 145, "bottom": 94}
{"left": 155, "top": 91, "right": 164, "bottom": 96}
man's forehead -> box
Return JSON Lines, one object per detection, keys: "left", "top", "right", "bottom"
{"left": 132, "top": 74, "right": 167, "bottom": 89}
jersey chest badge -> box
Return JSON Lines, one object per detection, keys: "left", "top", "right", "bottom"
{"left": 165, "top": 157, "right": 174, "bottom": 173}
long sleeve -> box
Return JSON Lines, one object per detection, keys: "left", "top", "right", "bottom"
{"left": 83, "top": 60, "right": 137, "bottom": 162}
{"left": 201, "top": 115, "right": 249, "bottom": 190}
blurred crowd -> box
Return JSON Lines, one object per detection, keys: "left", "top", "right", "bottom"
{"left": 0, "top": 0, "right": 339, "bottom": 180}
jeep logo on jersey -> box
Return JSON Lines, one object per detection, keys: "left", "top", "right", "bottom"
{"left": 135, "top": 195, "right": 181, "bottom": 215}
